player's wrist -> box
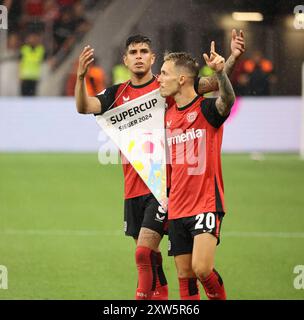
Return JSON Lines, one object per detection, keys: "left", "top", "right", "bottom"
{"left": 231, "top": 51, "right": 241, "bottom": 60}
{"left": 77, "top": 73, "right": 86, "bottom": 81}
{"left": 229, "top": 53, "right": 238, "bottom": 61}
{"left": 215, "top": 69, "right": 225, "bottom": 76}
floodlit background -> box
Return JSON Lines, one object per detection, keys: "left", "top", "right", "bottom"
{"left": 0, "top": 0, "right": 304, "bottom": 299}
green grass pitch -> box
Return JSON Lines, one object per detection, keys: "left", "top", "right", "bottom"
{"left": 0, "top": 153, "right": 304, "bottom": 300}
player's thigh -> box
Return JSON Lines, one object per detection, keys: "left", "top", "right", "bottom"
{"left": 168, "top": 219, "right": 195, "bottom": 277}
{"left": 137, "top": 227, "right": 162, "bottom": 251}
{"left": 190, "top": 212, "right": 224, "bottom": 274}
{"left": 192, "top": 233, "right": 217, "bottom": 274}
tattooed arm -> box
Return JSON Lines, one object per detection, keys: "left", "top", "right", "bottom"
{"left": 203, "top": 42, "right": 235, "bottom": 116}
{"left": 197, "top": 29, "right": 245, "bottom": 94}
{"left": 197, "top": 75, "right": 218, "bottom": 94}
{"left": 215, "top": 70, "right": 235, "bottom": 116}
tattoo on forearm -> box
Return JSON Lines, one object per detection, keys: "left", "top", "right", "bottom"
{"left": 215, "top": 71, "right": 235, "bottom": 116}
{"left": 198, "top": 75, "right": 218, "bottom": 94}
{"left": 199, "top": 56, "right": 237, "bottom": 94}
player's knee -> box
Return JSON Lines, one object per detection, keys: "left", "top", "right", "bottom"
{"left": 192, "top": 262, "right": 213, "bottom": 280}
{"left": 176, "top": 266, "right": 196, "bottom": 279}
{"left": 135, "top": 246, "right": 153, "bottom": 265}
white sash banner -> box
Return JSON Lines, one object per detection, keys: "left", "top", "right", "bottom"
{"left": 96, "top": 89, "right": 167, "bottom": 208}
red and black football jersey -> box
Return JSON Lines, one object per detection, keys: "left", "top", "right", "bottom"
{"left": 165, "top": 96, "right": 229, "bottom": 219}
{"left": 95, "top": 76, "right": 173, "bottom": 199}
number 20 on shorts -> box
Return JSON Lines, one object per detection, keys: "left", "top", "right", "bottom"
{"left": 195, "top": 212, "right": 216, "bottom": 230}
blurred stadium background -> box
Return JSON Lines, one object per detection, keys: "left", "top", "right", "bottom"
{"left": 0, "top": 0, "right": 304, "bottom": 300}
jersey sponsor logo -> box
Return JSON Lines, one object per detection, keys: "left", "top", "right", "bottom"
{"left": 186, "top": 111, "right": 198, "bottom": 123}
{"left": 166, "top": 120, "right": 172, "bottom": 128}
{"left": 122, "top": 96, "right": 130, "bottom": 102}
{"left": 167, "top": 128, "right": 203, "bottom": 146}
{"left": 166, "top": 128, "right": 206, "bottom": 175}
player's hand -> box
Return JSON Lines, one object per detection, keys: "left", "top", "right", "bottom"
{"left": 203, "top": 41, "right": 225, "bottom": 73}
{"left": 77, "top": 45, "right": 94, "bottom": 79}
{"left": 230, "top": 29, "right": 245, "bottom": 59}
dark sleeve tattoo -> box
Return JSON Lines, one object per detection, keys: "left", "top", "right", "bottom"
{"left": 215, "top": 71, "right": 235, "bottom": 116}
{"left": 197, "top": 54, "right": 237, "bottom": 95}
{"left": 197, "top": 76, "right": 218, "bottom": 94}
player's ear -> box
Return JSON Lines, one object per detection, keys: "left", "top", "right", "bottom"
{"left": 122, "top": 54, "right": 127, "bottom": 67}
{"left": 150, "top": 53, "right": 156, "bottom": 65}
{"left": 179, "top": 75, "right": 186, "bottom": 85}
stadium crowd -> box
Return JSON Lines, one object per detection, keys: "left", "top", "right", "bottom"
{"left": 0, "top": 0, "right": 98, "bottom": 95}
{"left": 0, "top": 0, "right": 275, "bottom": 97}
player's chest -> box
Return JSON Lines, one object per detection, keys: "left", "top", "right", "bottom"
{"left": 166, "top": 107, "right": 208, "bottom": 131}
{"left": 115, "top": 85, "right": 159, "bottom": 106}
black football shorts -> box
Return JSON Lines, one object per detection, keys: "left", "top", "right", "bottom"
{"left": 124, "top": 193, "right": 168, "bottom": 239}
{"left": 168, "top": 212, "right": 224, "bottom": 256}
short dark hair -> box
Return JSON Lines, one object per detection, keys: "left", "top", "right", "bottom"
{"left": 125, "top": 35, "right": 152, "bottom": 50}
{"left": 164, "top": 52, "right": 199, "bottom": 80}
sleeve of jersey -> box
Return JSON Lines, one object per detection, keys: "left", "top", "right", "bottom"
{"left": 94, "top": 84, "right": 120, "bottom": 116}
{"left": 200, "top": 98, "right": 230, "bottom": 128}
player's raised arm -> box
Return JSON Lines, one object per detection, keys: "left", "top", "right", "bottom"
{"left": 197, "top": 29, "right": 245, "bottom": 94}
{"left": 224, "top": 29, "right": 245, "bottom": 75}
{"left": 203, "top": 42, "right": 235, "bottom": 116}
{"left": 75, "top": 46, "right": 102, "bottom": 114}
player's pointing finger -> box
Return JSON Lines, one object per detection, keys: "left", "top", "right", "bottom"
{"left": 210, "top": 41, "right": 215, "bottom": 54}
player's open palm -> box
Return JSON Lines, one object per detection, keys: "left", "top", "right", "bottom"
{"left": 77, "top": 45, "right": 94, "bottom": 78}
{"left": 203, "top": 41, "right": 225, "bottom": 73}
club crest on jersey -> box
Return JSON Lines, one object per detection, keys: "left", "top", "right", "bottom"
{"left": 187, "top": 111, "right": 197, "bottom": 123}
